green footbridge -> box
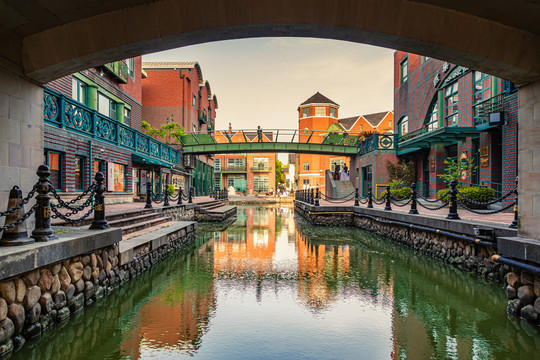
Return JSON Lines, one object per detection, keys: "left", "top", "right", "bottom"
{"left": 180, "top": 129, "right": 396, "bottom": 155}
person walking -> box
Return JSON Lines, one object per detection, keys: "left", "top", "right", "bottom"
{"left": 333, "top": 164, "right": 341, "bottom": 180}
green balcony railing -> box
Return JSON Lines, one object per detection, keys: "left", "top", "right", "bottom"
{"left": 473, "top": 93, "right": 517, "bottom": 126}
{"left": 43, "top": 88, "right": 179, "bottom": 167}
{"left": 103, "top": 61, "right": 129, "bottom": 84}
{"left": 250, "top": 166, "right": 272, "bottom": 172}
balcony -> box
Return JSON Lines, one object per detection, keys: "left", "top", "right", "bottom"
{"left": 103, "top": 61, "right": 129, "bottom": 84}
{"left": 357, "top": 133, "right": 396, "bottom": 156}
{"left": 221, "top": 163, "right": 247, "bottom": 173}
{"left": 43, "top": 88, "right": 179, "bottom": 167}
{"left": 473, "top": 92, "right": 517, "bottom": 130}
{"left": 198, "top": 111, "right": 208, "bottom": 124}
{"left": 250, "top": 166, "right": 272, "bottom": 172}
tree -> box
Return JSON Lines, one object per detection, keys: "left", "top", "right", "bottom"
{"left": 275, "top": 159, "right": 285, "bottom": 189}
{"left": 437, "top": 157, "right": 476, "bottom": 185}
{"left": 386, "top": 159, "right": 416, "bottom": 186}
{"left": 141, "top": 121, "right": 185, "bottom": 145}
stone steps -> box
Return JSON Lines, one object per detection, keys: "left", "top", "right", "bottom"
{"left": 120, "top": 216, "right": 172, "bottom": 235}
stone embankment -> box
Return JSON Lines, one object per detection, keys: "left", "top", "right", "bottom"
{"left": 295, "top": 201, "right": 540, "bottom": 328}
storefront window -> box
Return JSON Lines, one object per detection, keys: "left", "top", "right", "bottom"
{"left": 45, "top": 151, "right": 62, "bottom": 190}
{"left": 75, "top": 156, "right": 84, "bottom": 191}
{"left": 114, "top": 163, "right": 125, "bottom": 192}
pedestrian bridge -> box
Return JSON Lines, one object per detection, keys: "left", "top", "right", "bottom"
{"left": 180, "top": 129, "right": 396, "bottom": 155}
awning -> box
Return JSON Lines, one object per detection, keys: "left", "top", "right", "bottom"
{"left": 396, "top": 147, "right": 423, "bottom": 156}
{"left": 398, "top": 127, "right": 479, "bottom": 149}
{"left": 132, "top": 154, "right": 171, "bottom": 168}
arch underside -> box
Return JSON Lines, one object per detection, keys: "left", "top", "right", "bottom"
{"left": 0, "top": 0, "right": 535, "bottom": 85}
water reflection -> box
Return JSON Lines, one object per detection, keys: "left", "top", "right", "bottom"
{"left": 9, "top": 206, "right": 540, "bottom": 360}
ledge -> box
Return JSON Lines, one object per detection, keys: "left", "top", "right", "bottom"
{"left": 498, "top": 237, "right": 540, "bottom": 264}
{"left": 0, "top": 227, "right": 122, "bottom": 280}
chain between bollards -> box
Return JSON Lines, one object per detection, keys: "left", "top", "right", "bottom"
{"left": 90, "top": 172, "right": 109, "bottom": 229}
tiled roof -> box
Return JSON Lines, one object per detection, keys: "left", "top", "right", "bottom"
{"left": 142, "top": 62, "right": 197, "bottom": 69}
{"left": 299, "top": 92, "right": 339, "bottom": 106}
{"left": 362, "top": 111, "right": 389, "bottom": 127}
{"left": 338, "top": 116, "right": 359, "bottom": 131}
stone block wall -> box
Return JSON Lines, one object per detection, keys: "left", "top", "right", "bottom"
{"left": 0, "top": 226, "right": 195, "bottom": 356}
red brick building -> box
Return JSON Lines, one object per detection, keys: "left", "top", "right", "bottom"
{"left": 142, "top": 62, "right": 218, "bottom": 195}
{"left": 394, "top": 52, "right": 518, "bottom": 198}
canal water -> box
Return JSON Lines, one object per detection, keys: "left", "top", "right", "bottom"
{"left": 10, "top": 205, "right": 540, "bottom": 359}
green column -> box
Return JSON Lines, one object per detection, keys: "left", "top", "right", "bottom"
{"left": 437, "top": 89, "right": 444, "bottom": 128}
{"left": 491, "top": 76, "right": 498, "bottom": 98}
{"left": 116, "top": 103, "right": 125, "bottom": 123}
{"left": 87, "top": 85, "right": 98, "bottom": 110}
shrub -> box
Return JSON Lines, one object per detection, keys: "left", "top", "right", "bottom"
{"left": 386, "top": 160, "right": 415, "bottom": 186}
{"left": 436, "top": 186, "right": 495, "bottom": 209}
{"left": 381, "top": 187, "right": 411, "bottom": 200}
{"left": 167, "top": 184, "right": 175, "bottom": 196}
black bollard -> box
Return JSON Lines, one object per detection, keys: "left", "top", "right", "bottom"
{"left": 367, "top": 185, "right": 373, "bottom": 208}
{"left": 188, "top": 187, "right": 193, "bottom": 203}
{"left": 510, "top": 176, "right": 518, "bottom": 229}
{"left": 310, "top": 188, "right": 314, "bottom": 205}
{"left": 31, "top": 165, "right": 56, "bottom": 242}
{"left": 145, "top": 182, "right": 153, "bottom": 209}
{"left": 178, "top": 187, "right": 183, "bottom": 205}
{"left": 384, "top": 185, "right": 392, "bottom": 211}
{"left": 163, "top": 185, "right": 170, "bottom": 207}
{"left": 354, "top": 187, "right": 359, "bottom": 207}
{"left": 90, "top": 172, "right": 109, "bottom": 229}
{"left": 0, "top": 186, "right": 34, "bottom": 245}
{"left": 446, "top": 180, "right": 460, "bottom": 219}
{"left": 315, "top": 187, "right": 320, "bottom": 206}
{"left": 409, "top": 183, "right": 419, "bottom": 214}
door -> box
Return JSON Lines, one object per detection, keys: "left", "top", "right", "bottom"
{"left": 362, "top": 165, "right": 372, "bottom": 197}
{"left": 423, "top": 156, "right": 430, "bottom": 197}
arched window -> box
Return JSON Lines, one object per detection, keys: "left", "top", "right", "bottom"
{"left": 425, "top": 99, "right": 439, "bottom": 132}
{"left": 398, "top": 116, "right": 408, "bottom": 138}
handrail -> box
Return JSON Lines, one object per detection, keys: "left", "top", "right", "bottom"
{"left": 43, "top": 88, "right": 179, "bottom": 166}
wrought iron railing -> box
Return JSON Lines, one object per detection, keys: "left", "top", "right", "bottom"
{"left": 357, "top": 133, "right": 396, "bottom": 156}
{"left": 103, "top": 61, "right": 129, "bottom": 83}
{"left": 44, "top": 88, "right": 179, "bottom": 167}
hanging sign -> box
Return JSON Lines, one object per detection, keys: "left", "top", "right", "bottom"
{"left": 461, "top": 170, "right": 468, "bottom": 181}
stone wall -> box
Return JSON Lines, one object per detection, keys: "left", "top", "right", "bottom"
{"left": 0, "top": 225, "right": 196, "bottom": 356}
{"left": 195, "top": 207, "right": 237, "bottom": 222}
{"left": 158, "top": 204, "right": 195, "bottom": 221}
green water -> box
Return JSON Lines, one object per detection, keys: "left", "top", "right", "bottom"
{"left": 10, "top": 206, "right": 540, "bottom": 359}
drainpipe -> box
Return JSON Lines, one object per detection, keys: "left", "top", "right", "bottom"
{"left": 180, "top": 72, "right": 185, "bottom": 129}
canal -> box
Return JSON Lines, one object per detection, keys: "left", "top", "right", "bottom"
{"left": 10, "top": 205, "right": 540, "bottom": 359}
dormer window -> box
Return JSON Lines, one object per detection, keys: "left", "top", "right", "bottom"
{"left": 302, "top": 107, "right": 311, "bottom": 117}
{"left": 329, "top": 107, "right": 337, "bottom": 117}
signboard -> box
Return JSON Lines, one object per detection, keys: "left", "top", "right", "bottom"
{"left": 461, "top": 170, "right": 468, "bottom": 181}
{"left": 107, "top": 162, "right": 114, "bottom": 191}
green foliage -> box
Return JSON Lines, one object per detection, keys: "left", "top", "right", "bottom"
{"left": 141, "top": 121, "right": 185, "bottom": 145}
{"left": 386, "top": 160, "right": 415, "bottom": 186}
{"left": 437, "top": 157, "right": 477, "bottom": 185}
{"left": 436, "top": 186, "right": 495, "bottom": 208}
{"left": 390, "top": 179, "right": 405, "bottom": 190}
{"left": 382, "top": 187, "right": 411, "bottom": 200}
{"left": 275, "top": 159, "right": 285, "bottom": 188}
{"left": 167, "top": 184, "right": 175, "bottom": 196}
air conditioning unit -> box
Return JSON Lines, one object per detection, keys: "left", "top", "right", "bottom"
{"left": 489, "top": 112, "right": 504, "bottom": 126}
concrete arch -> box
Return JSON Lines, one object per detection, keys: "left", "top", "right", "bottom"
{"left": 1, "top": 0, "right": 537, "bottom": 85}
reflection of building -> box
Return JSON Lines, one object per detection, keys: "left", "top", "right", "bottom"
{"left": 120, "top": 241, "right": 216, "bottom": 358}
{"left": 296, "top": 92, "right": 394, "bottom": 192}
{"left": 142, "top": 62, "right": 217, "bottom": 196}
{"left": 213, "top": 207, "right": 276, "bottom": 274}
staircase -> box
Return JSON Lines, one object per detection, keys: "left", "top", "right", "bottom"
{"left": 334, "top": 180, "right": 355, "bottom": 200}
{"left": 195, "top": 199, "right": 228, "bottom": 213}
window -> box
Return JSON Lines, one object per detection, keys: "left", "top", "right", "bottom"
{"left": 302, "top": 163, "right": 310, "bottom": 171}
{"left": 214, "top": 158, "right": 221, "bottom": 172}
{"left": 315, "top": 106, "right": 326, "bottom": 116}
{"left": 398, "top": 116, "right": 409, "bottom": 137}
{"left": 75, "top": 156, "right": 84, "bottom": 191}
{"left": 123, "top": 108, "right": 131, "bottom": 126}
{"left": 193, "top": 123, "right": 197, "bottom": 133}
{"left": 473, "top": 72, "right": 492, "bottom": 104}
{"left": 426, "top": 100, "right": 439, "bottom": 132}
{"left": 331, "top": 159, "right": 343, "bottom": 172}
{"left": 127, "top": 58, "right": 134, "bottom": 78}
{"left": 227, "top": 158, "right": 246, "bottom": 171}
{"left": 97, "top": 93, "right": 116, "bottom": 119}
{"left": 360, "top": 125, "right": 363, "bottom": 132}
{"left": 45, "top": 151, "right": 62, "bottom": 190}
{"left": 193, "top": 94, "right": 197, "bottom": 108}
{"left": 445, "top": 82, "right": 459, "bottom": 126}
{"left": 302, "top": 107, "right": 311, "bottom": 117}
{"left": 329, "top": 107, "right": 337, "bottom": 117}
{"left": 253, "top": 157, "right": 269, "bottom": 170}
{"left": 113, "top": 163, "right": 126, "bottom": 192}
{"left": 253, "top": 176, "right": 269, "bottom": 193}
{"left": 72, "top": 78, "right": 86, "bottom": 105}
{"left": 303, "top": 179, "right": 310, "bottom": 187}
{"left": 400, "top": 58, "right": 408, "bottom": 84}
{"left": 388, "top": 120, "right": 393, "bottom": 129}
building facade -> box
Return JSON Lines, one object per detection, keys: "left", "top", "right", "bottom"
{"left": 44, "top": 58, "right": 180, "bottom": 203}
{"left": 296, "top": 92, "right": 395, "bottom": 195}
{"left": 393, "top": 52, "right": 518, "bottom": 197}
{"left": 142, "top": 62, "right": 218, "bottom": 196}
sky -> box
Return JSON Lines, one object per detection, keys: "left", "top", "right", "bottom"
{"left": 142, "top": 37, "right": 395, "bottom": 132}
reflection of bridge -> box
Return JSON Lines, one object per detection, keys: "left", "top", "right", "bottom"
{"left": 181, "top": 129, "right": 396, "bottom": 155}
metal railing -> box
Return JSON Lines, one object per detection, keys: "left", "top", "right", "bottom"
{"left": 43, "top": 88, "right": 180, "bottom": 167}
{"left": 0, "top": 165, "right": 109, "bottom": 246}
{"left": 295, "top": 177, "right": 518, "bottom": 229}
{"left": 144, "top": 183, "right": 193, "bottom": 208}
